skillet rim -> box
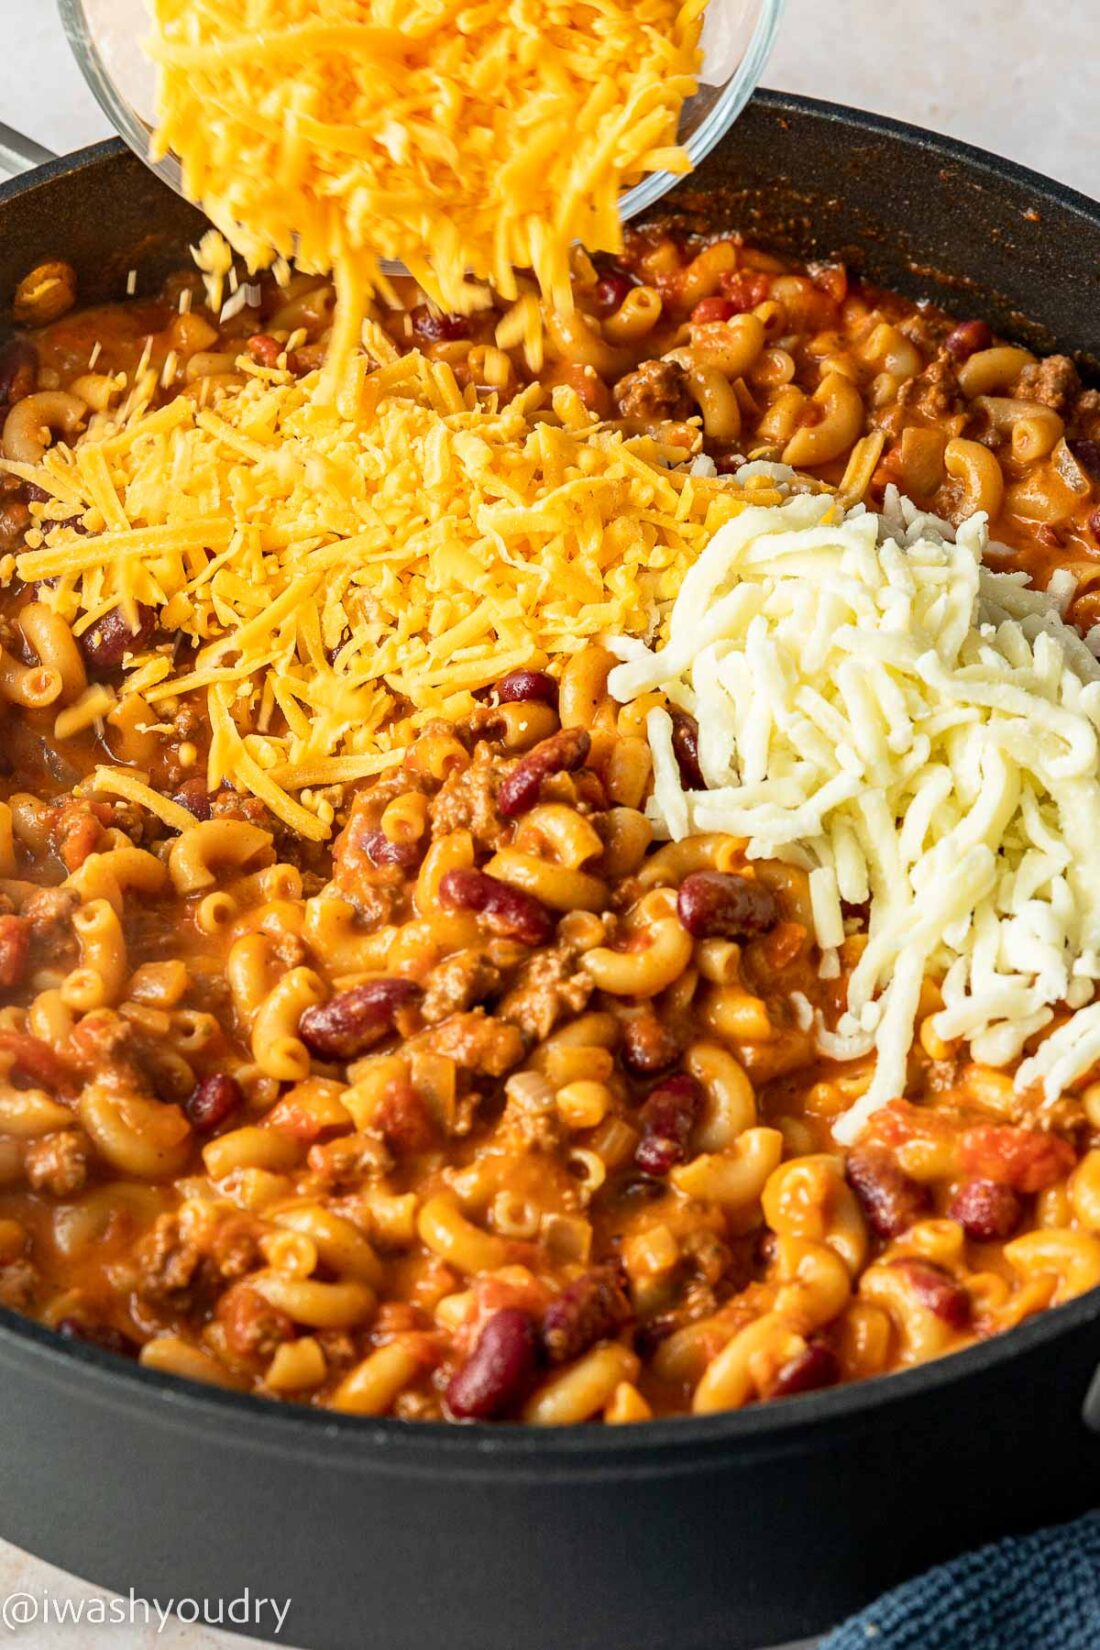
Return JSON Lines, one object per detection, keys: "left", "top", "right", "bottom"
{"left": 0, "top": 89, "right": 1098, "bottom": 1468}
{"left": 1, "top": 1285, "right": 1099, "bottom": 1471}
{"left": 2, "top": 88, "right": 1098, "bottom": 219}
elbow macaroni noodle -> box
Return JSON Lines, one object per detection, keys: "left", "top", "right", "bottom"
{"left": 0, "top": 228, "right": 1097, "bottom": 1422}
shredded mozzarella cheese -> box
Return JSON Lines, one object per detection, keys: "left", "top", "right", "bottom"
{"left": 608, "top": 484, "right": 1100, "bottom": 1139}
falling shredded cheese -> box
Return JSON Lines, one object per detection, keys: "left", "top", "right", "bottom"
{"left": 609, "top": 484, "right": 1100, "bottom": 1138}
{"left": 148, "top": 0, "right": 706, "bottom": 396}
{"left": 192, "top": 229, "right": 235, "bottom": 315}
{"left": 7, "top": 353, "right": 773, "bottom": 840}
{"left": 220, "top": 282, "right": 262, "bottom": 325}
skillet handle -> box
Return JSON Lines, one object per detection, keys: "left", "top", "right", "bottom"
{"left": 0, "top": 122, "right": 57, "bottom": 182}
{"left": 1082, "top": 1364, "right": 1100, "bottom": 1434}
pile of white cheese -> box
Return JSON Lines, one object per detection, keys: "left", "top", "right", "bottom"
{"left": 609, "top": 481, "right": 1100, "bottom": 1143}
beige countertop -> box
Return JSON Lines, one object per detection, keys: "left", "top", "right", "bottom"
{"left": 0, "top": 0, "right": 1095, "bottom": 1644}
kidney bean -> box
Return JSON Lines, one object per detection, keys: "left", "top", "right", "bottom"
{"left": 439, "top": 867, "right": 554, "bottom": 946}
{"left": 846, "top": 1145, "right": 930, "bottom": 1239}
{"left": 55, "top": 1317, "right": 135, "bottom": 1358}
{"left": 497, "top": 727, "right": 590, "bottom": 817}
{"left": 495, "top": 668, "right": 558, "bottom": 707}
{"left": 171, "top": 777, "right": 213, "bottom": 821}
{"left": 591, "top": 264, "right": 636, "bottom": 314}
{"left": 944, "top": 319, "right": 992, "bottom": 361}
{"left": 0, "top": 337, "right": 37, "bottom": 407}
{"left": 676, "top": 870, "right": 779, "bottom": 941}
{"left": 770, "top": 1341, "right": 840, "bottom": 1398}
{"left": 374, "top": 1079, "right": 435, "bottom": 1154}
{"left": 299, "top": 979, "right": 420, "bottom": 1061}
{"left": 410, "top": 305, "right": 471, "bottom": 343}
{"left": 593, "top": 275, "right": 632, "bottom": 314}
{"left": 247, "top": 333, "right": 283, "bottom": 369}
{"left": 890, "top": 1258, "right": 971, "bottom": 1329}
{"left": 186, "top": 1073, "right": 243, "bottom": 1134}
{"left": 1068, "top": 438, "right": 1100, "bottom": 478}
{"left": 540, "top": 1265, "right": 632, "bottom": 1364}
{"left": 620, "top": 1009, "right": 682, "bottom": 1076}
{"left": 948, "top": 1178, "right": 1023, "bottom": 1242}
{"left": 1090, "top": 508, "right": 1100, "bottom": 545}
{"left": 669, "top": 709, "right": 705, "bottom": 790}
{"left": 635, "top": 1073, "right": 702, "bottom": 1176}
{"left": 361, "top": 828, "right": 424, "bottom": 872}
{"left": 445, "top": 1306, "right": 540, "bottom": 1420}
{"left": 691, "top": 296, "right": 737, "bottom": 325}
{"left": 78, "top": 603, "right": 156, "bottom": 674}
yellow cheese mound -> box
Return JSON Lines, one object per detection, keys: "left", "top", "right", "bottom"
{"left": 9, "top": 352, "right": 771, "bottom": 840}
{"left": 148, "top": 0, "right": 705, "bottom": 394}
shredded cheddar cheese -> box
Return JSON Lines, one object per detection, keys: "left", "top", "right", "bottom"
{"left": 9, "top": 353, "right": 770, "bottom": 840}
{"left": 148, "top": 0, "right": 706, "bottom": 395}
{"left": 90, "top": 766, "right": 202, "bottom": 834}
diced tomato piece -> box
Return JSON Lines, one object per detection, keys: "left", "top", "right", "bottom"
{"left": 0, "top": 1030, "right": 77, "bottom": 1094}
{"left": 0, "top": 914, "right": 29, "bottom": 989}
{"left": 875, "top": 443, "right": 906, "bottom": 489}
{"left": 959, "top": 1125, "right": 1076, "bottom": 1194}
{"left": 261, "top": 1104, "right": 327, "bottom": 1143}
{"left": 690, "top": 295, "right": 737, "bottom": 325}
{"left": 264, "top": 1081, "right": 350, "bottom": 1144}
{"left": 717, "top": 271, "right": 772, "bottom": 312}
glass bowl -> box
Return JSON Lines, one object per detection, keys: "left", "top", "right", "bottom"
{"left": 58, "top": 0, "right": 785, "bottom": 234}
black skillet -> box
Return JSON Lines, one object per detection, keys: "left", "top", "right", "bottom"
{"left": 0, "top": 91, "right": 1098, "bottom": 1650}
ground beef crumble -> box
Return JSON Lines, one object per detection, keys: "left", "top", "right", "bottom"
{"left": 1011, "top": 353, "right": 1081, "bottom": 412}
{"left": 498, "top": 943, "right": 595, "bottom": 1042}
{"left": 428, "top": 747, "right": 507, "bottom": 851}
{"left": 24, "top": 1131, "right": 89, "bottom": 1197}
{"left": 418, "top": 949, "right": 503, "bottom": 1023}
{"left": 613, "top": 359, "right": 694, "bottom": 423}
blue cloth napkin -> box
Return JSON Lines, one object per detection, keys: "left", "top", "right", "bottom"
{"left": 820, "top": 1511, "right": 1100, "bottom": 1650}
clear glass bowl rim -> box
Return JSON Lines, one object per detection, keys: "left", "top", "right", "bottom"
{"left": 57, "top": 0, "right": 785, "bottom": 232}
